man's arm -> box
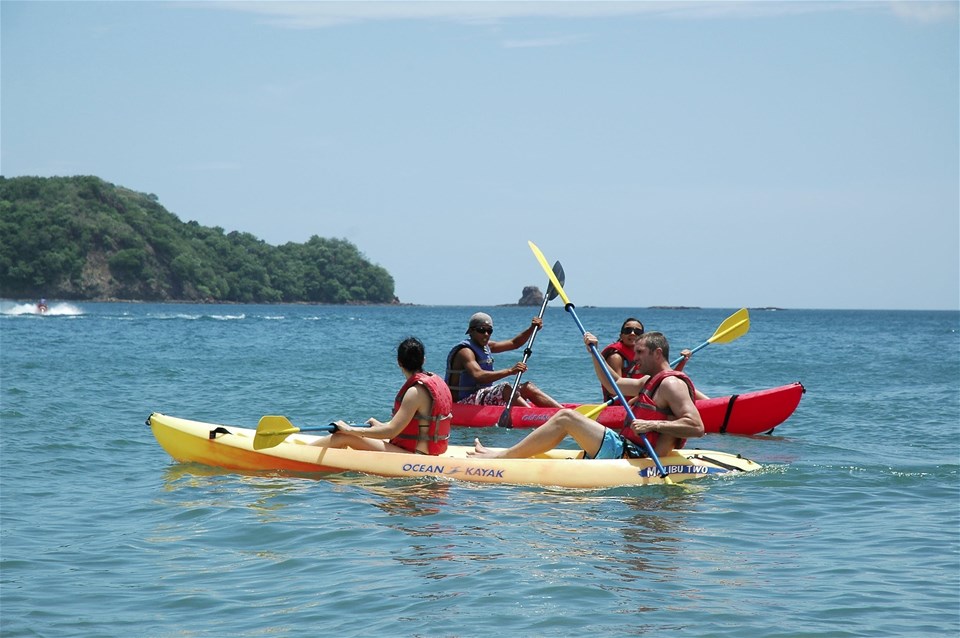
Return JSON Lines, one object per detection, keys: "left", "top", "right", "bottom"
{"left": 630, "top": 376, "right": 704, "bottom": 440}
{"left": 489, "top": 317, "right": 542, "bottom": 353}
{"left": 457, "top": 347, "right": 525, "bottom": 385}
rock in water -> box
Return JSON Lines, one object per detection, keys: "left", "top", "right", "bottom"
{"left": 517, "top": 286, "right": 544, "bottom": 306}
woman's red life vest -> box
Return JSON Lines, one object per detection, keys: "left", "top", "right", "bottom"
{"left": 389, "top": 372, "right": 453, "bottom": 455}
{"left": 618, "top": 370, "right": 697, "bottom": 451}
{"left": 600, "top": 340, "right": 643, "bottom": 401}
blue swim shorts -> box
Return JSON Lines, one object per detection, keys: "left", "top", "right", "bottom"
{"left": 583, "top": 428, "right": 647, "bottom": 460}
{"left": 584, "top": 428, "right": 626, "bottom": 460}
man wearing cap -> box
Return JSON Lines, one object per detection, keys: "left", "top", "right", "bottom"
{"left": 444, "top": 312, "right": 562, "bottom": 407}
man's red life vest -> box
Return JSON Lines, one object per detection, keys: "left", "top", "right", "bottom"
{"left": 389, "top": 372, "right": 453, "bottom": 455}
{"left": 600, "top": 340, "right": 643, "bottom": 401}
{"left": 618, "top": 370, "right": 697, "bottom": 451}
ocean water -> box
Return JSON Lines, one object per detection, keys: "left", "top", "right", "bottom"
{"left": 1, "top": 301, "right": 957, "bottom": 637}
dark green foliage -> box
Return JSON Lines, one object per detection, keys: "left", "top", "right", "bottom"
{"left": 0, "top": 176, "right": 396, "bottom": 303}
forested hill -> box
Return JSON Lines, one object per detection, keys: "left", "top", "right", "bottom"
{"left": 0, "top": 176, "right": 397, "bottom": 304}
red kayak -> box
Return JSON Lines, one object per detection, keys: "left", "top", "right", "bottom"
{"left": 451, "top": 382, "right": 805, "bottom": 436}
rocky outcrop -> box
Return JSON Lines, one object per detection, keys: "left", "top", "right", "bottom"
{"left": 517, "top": 286, "right": 544, "bottom": 306}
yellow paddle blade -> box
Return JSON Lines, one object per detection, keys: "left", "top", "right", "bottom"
{"left": 575, "top": 402, "right": 610, "bottom": 420}
{"left": 707, "top": 308, "right": 750, "bottom": 344}
{"left": 528, "top": 241, "right": 571, "bottom": 306}
{"left": 253, "top": 415, "right": 300, "bottom": 450}
{"left": 529, "top": 240, "right": 672, "bottom": 485}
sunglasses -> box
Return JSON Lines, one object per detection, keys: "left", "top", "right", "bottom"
{"left": 621, "top": 327, "right": 644, "bottom": 336}
{"left": 473, "top": 326, "right": 493, "bottom": 335}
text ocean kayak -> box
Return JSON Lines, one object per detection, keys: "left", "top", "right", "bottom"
{"left": 453, "top": 381, "right": 805, "bottom": 435}
{"left": 147, "top": 413, "right": 761, "bottom": 489}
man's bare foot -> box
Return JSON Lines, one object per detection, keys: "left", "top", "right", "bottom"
{"left": 467, "top": 437, "right": 502, "bottom": 458}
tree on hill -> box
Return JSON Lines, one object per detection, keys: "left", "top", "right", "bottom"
{"left": 0, "top": 175, "right": 396, "bottom": 303}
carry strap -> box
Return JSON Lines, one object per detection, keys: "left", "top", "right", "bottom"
{"left": 719, "top": 394, "right": 739, "bottom": 434}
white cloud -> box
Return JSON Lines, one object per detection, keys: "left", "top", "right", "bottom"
{"left": 192, "top": 0, "right": 958, "bottom": 28}
{"left": 888, "top": 0, "right": 959, "bottom": 23}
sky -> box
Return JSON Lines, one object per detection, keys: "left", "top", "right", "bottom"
{"left": 2, "top": 1, "right": 958, "bottom": 310}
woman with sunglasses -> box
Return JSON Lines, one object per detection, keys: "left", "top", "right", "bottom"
{"left": 600, "top": 318, "right": 701, "bottom": 402}
{"left": 599, "top": 318, "right": 646, "bottom": 402}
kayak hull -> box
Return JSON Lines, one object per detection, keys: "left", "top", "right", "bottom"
{"left": 148, "top": 413, "right": 761, "bottom": 489}
{"left": 454, "top": 381, "right": 805, "bottom": 435}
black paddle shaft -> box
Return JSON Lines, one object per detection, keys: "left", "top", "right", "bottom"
{"left": 497, "top": 261, "right": 564, "bottom": 428}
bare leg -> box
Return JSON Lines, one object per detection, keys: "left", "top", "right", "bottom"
{"left": 518, "top": 381, "right": 563, "bottom": 408}
{"left": 309, "top": 432, "right": 386, "bottom": 451}
{"left": 469, "top": 409, "right": 605, "bottom": 458}
{"left": 308, "top": 434, "right": 334, "bottom": 447}
{"left": 501, "top": 384, "right": 531, "bottom": 407}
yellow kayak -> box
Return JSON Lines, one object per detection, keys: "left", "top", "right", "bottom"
{"left": 147, "top": 412, "right": 762, "bottom": 489}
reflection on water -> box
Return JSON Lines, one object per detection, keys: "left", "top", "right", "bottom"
{"left": 359, "top": 481, "right": 463, "bottom": 570}
{"left": 360, "top": 479, "right": 454, "bottom": 520}
{"left": 604, "top": 490, "right": 705, "bottom": 579}
{"left": 162, "top": 462, "right": 240, "bottom": 484}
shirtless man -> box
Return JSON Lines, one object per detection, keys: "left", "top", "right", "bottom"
{"left": 470, "top": 331, "right": 704, "bottom": 459}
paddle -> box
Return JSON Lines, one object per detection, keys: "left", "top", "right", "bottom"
{"left": 496, "top": 260, "right": 565, "bottom": 428}
{"left": 576, "top": 307, "right": 752, "bottom": 418}
{"left": 575, "top": 398, "right": 616, "bottom": 419}
{"left": 669, "top": 307, "right": 750, "bottom": 368}
{"left": 528, "top": 241, "right": 673, "bottom": 483}
{"left": 253, "top": 415, "right": 370, "bottom": 450}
